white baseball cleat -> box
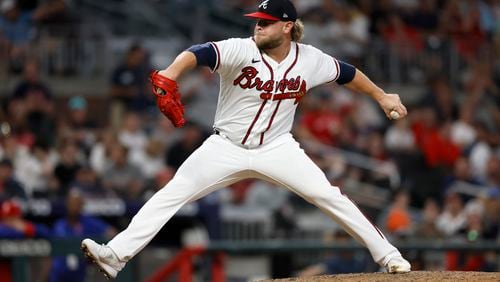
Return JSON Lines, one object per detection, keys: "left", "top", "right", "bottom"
{"left": 385, "top": 256, "right": 411, "bottom": 274}
{"left": 81, "top": 238, "right": 125, "bottom": 279}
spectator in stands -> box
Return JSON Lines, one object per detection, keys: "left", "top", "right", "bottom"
{"left": 296, "top": 88, "right": 342, "bottom": 146}
{"left": 441, "top": 0, "right": 488, "bottom": 61}
{"left": 10, "top": 59, "right": 52, "bottom": 99}
{"left": 381, "top": 12, "right": 424, "bottom": 77}
{"left": 0, "top": 0, "right": 36, "bottom": 73}
{"left": 89, "top": 130, "right": 119, "bottom": 175}
{"left": 14, "top": 143, "right": 57, "bottom": 197}
{"left": 182, "top": 68, "right": 220, "bottom": 131}
{"left": 445, "top": 199, "right": 489, "bottom": 271}
{"left": 436, "top": 192, "right": 466, "bottom": 236}
{"left": 0, "top": 200, "right": 50, "bottom": 281}
{"left": 1, "top": 109, "right": 35, "bottom": 150}
{"left": 384, "top": 117, "right": 420, "bottom": 188}
{"left": 0, "top": 0, "right": 67, "bottom": 73}
{"left": 14, "top": 141, "right": 57, "bottom": 198}
{"left": 71, "top": 165, "right": 116, "bottom": 200}
{"left": 53, "top": 141, "right": 83, "bottom": 197}
{"left": 37, "top": 0, "right": 81, "bottom": 76}
{"left": 101, "top": 143, "right": 144, "bottom": 200}
{"left": 0, "top": 158, "right": 26, "bottom": 202}
{"left": 50, "top": 189, "right": 117, "bottom": 282}
{"left": 298, "top": 3, "right": 329, "bottom": 49}
{"left": 411, "top": 107, "right": 460, "bottom": 169}
{"left": 384, "top": 190, "right": 413, "bottom": 238}
{"left": 118, "top": 111, "right": 148, "bottom": 159}
{"left": 0, "top": 200, "right": 49, "bottom": 238}
{"left": 0, "top": 135, "right": 28, "bottom": 169}
{"left": 109, "top": 43, "right": 152, "bottom": 127}
{"left": 483, "top": 156, "right": 500, "bottom": 192}
{"left": 413, "top": 198, "right": 442, "bottom": 239}
{"left": 450, "top": 105, "right": 477, "bottom": 152}
{"left": 468, "top": 122, "right": 495, "bottom": 184}
{"left": 360, "top": 131, "right": 394, "bottom": 188}
{"left": 9, "top": 60, "right": 56, "bottom": 147}
{"left": 69, "top": 164, "right": 116, "bottom": 199}
{"left": 419, "top": 76, "right": 459, "bottom": 122}
{"left": 481, "top": 190, "right": 499, "bottom": 240}
{"left": 165, "top": 122, "right": 206, "bottom": 170}
{"left": 129, "top": 138, "right": 165, "bottom": 182}
{"left": 366, "top": 0, "right": 393, "bottom": 36}
{"left": 150, "top": 114, "right": 182, "bottom": 151}
{"left": 350, "top": 94, "right": 386, "bottom": 134}
{"left": 321, "top": 2, "right": 369, "bottom": 63}
{"left": 64, "top": 96, "right": 97, "bottom": 154}
{"left": 462, "top": 62, "right": 498, "bottom": 121}
{"left": 404, "top": 0, "right": 439, "bottom": 32}
{"left": 412, "top": 87, "right": 469, "bottom": 206}
{"left": 444, "top": 157, "right": 482, "bottom": 192}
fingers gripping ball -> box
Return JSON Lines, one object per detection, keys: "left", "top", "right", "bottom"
{"left": 149, "top": 71, "right": 186, "bottom": 127}
{"left": 390, "top": 110, "right": 400, "bottom": 120}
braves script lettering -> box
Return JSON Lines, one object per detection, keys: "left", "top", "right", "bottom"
{"left": 233, "top": 66, "right": 307, "bottom": 103}
{"left": 233, "top": 67, "right": 274, "bottom": 92}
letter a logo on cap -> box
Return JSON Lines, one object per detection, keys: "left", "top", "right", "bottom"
{"left": 259, "top": 0, "right": 270, "bottom": 9}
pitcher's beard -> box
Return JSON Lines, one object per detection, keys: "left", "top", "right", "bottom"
{"left": 255, "top": 35, "right": 283, "bottom": 50}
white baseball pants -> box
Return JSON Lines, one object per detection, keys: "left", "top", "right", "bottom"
{"left": 107, "top": 133, "right": 400, "bottom": 264}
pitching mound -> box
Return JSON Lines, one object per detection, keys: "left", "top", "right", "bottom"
{"left": 264, "top": 271, "right": 499, "bottom": 281}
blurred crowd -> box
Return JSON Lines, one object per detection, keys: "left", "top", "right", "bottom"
{"left": 0, "top": 0, "right": 499, "bottom": 278}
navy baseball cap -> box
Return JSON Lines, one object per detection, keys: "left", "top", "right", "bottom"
{"left": 244, "top": 0, "right": 297, "bottom": 22}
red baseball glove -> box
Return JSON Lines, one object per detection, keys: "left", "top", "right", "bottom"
{"left": 149, "top": 70, "right": 185, "bottom": 127}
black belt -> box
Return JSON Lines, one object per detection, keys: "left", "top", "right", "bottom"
{"left": 213, "top": 128, "right": 241, "bottom": 146}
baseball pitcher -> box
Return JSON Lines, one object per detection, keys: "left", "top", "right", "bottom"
{"left": 82, "top": 0, "right": 410, "bottom": 278}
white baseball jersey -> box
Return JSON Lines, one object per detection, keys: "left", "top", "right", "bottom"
{"left": 210, "top": 37, "right": 340, "bottom": 148}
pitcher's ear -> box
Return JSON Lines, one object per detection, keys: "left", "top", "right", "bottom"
{"left": 283, "top": 21, "right": 293, "bottom": 33}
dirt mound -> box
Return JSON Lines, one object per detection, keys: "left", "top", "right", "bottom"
{"left": 264, "top": 271, "right": 499, "bottom": 281}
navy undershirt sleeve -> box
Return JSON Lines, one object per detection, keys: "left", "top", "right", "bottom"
{"left": 336, "top": 61, "right": 356, "bottom": 85}
{"left": 187, "top": 43, "right": 216, "bottom": 71}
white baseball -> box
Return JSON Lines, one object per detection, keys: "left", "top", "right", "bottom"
{"left": 390, "top": 110, "right": 400, "bottom": 120}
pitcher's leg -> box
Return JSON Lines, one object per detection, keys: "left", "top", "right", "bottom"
{"left": 107, "top": 135, "right": 248, "bottom": 261}
{"left": 254, "top": 136, "right": 400, "bottom": 263}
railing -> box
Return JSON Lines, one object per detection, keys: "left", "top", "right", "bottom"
{"left": 0, "top": 22, "right": 112, "bottom": 96}
{"left": 447, "top": 181, "right": 492, "bottom": 198}
{"left": 35, "top": 24, "right": 111, "bottom": 78}
{"left": 2, "top": 239, "right": 498, "bottom": 257}
{"left": 1, "top": 27, "right": 484, "bottom": 99}
{"left": 2, "top": 1, "right": 487, "bottom": 92}
{"left": 220, "top": 205, "right": 273, "bottom": 241}
{"left": 361, "top": 37, "right": 461, "bottom": 85}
